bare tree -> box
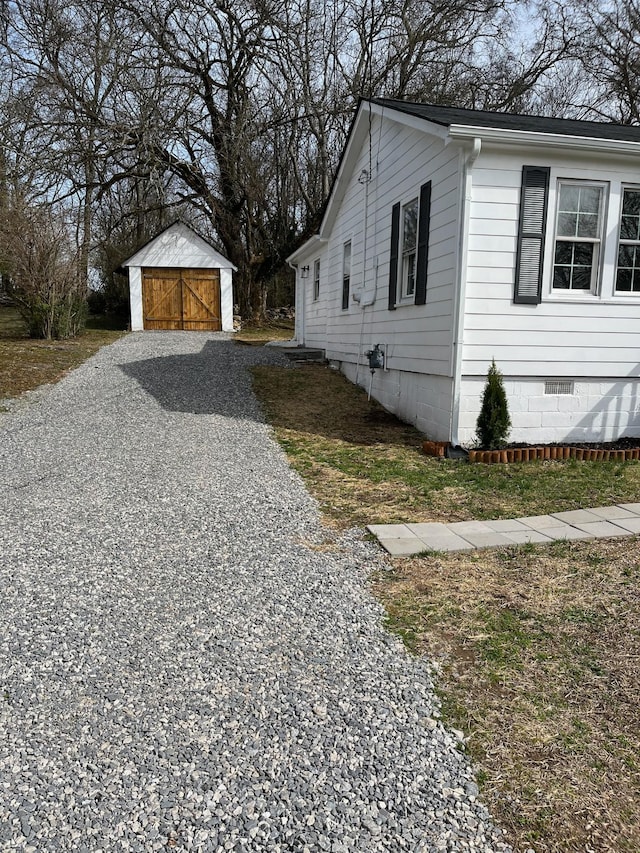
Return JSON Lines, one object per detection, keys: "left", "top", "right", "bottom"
{"left": 0, "top": 200, "right": 85, "bottom": 338}
{"left": 569, "top": 0, "right": 640, "bottom": 123}
{"left": 0, "top": 0, "right": 583, "bottom": 324}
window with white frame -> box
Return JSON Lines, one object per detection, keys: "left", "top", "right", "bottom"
{"left": 313, "top": 258, "right": 320, "bottom": 301}
{"left": 552, "top": 182, "right": 605, "bottom": 292}
{"left": 615, "top": 187, "right": 640, "bottom": 293}
{"left": 400, "top": 198, "right": 418, "bottom": 299}
{"left": 342, "top": 241, "right": 351, "bottom": 309}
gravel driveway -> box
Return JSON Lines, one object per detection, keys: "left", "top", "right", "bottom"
{"left": 0, "top": 333, "right": 510, "bottom": 852}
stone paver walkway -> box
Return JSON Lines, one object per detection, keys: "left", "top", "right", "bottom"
{"left": 368, "top": 504, "right": 640, "bottom": 555}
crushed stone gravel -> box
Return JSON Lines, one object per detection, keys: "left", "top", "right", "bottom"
{"left": 0, "top": 332, "right": 512, "bottom": 852}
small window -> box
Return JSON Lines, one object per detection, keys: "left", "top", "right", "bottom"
{"left": 342, "top": 241, "right": 351, "bottom": 310}
{"left": 313, "top": 258, "right": 320, "bottom": 301}
{"left": 616, "top": 188, "right": 640, "bottom": 293}
{"left": 552, "top": 182, "right": 605, "bottom": 292}
{"left": 400, "top": 198, "right": 418, "bottom": 299}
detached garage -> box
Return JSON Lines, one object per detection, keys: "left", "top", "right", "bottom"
{"left": 124, "top": 222, "right": 235, "bottom": 332}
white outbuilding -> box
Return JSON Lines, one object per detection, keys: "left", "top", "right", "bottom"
{"left": 123, "top": 221, "right": 235, "bottom": 332}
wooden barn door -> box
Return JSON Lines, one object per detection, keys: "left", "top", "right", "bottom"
{"left": 142, "top": 268, "right": 222, "bottom": 331}
{"left": 181, "top": 269, "right": 221, "bottom": 330}
{"left": 142, "top": 269, "right": 183, "bottom": 330}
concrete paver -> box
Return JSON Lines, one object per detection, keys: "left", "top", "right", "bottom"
{"left": 485, "top": 519, "right": 530, "bottom": 533}
{"left": 367, "top": 523, "right": 415, "bottom": 539}
{"left": 551, "top": 509, "right": 605, "bottom": 524}
{"left": 368, "top": 504, "right": 640, "bottom": 556}
{"left": 455, "top": 531, "right": 515, "bottom": 548}
{"left": 406, "top": 522, "right": 453, "bottom": 537}
{"left": 517, "top": 514, "right": 566, "bottom": 529}
{"left": 503, "top": 530, "right": 553, "bottom": 545}
{"left": 448, "top": 520, "right": 494, "bottom": 534}
{"left": 607, "top": 517, "right": 640, "bottom": 534}
{"left": 570, "top": 520, "right": 634, "bottom": 538}
{"left": 380, "top": 537, "right": 426, "bottom": 556}
{"left": 587, "top": 505, "right": 639, "bottom": 520}
{"left": 617, "top": 502, "right": 640, "bottom": 514}
{"left": 539, "top": 526, "right": 595, "bottom": 541}
{"left": 415, "top": 535, "right": 475, "bottom": 552}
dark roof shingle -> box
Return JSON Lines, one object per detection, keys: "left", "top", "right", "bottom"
{"left": 371, "top": 98, "right": 640, "bottom": 143}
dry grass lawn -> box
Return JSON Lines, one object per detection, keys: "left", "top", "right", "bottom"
{"left": 0, "top": 306, "right": 126, "bottom": 400}
{"left": 373, "top": 541, "right": 640, "bottom": 853}
{"left": 251, "top": 361, "right": 640, "bottom": 853}
{"left": 234, "top": 318, "right": 295, "bottom": 345}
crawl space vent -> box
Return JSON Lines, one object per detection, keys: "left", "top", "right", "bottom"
{"left": 544, "top": 380, "right": 574, "bottom": 396}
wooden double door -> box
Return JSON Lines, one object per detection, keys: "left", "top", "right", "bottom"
{"left": 142, "top": 268, "right": 222, "bottom": 331}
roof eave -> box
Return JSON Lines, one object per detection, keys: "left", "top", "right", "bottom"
{"left": 448, "top": 124, "right": 640, "bottom": 155}
{"left": 286, "top": 234, "right": 327, "bottom": 265}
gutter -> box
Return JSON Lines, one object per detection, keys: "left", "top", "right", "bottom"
{"left": 448, "top": 124, "right": 640, "bottom": 157}
{"left": 450, "top": 137, "right": 481, "bottom": 446}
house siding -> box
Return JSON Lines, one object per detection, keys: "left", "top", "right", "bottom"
{"left": 458, "top": 145, "right": 640, "bottom": 443}
{"left": 296, "top": 111, "right": 462, "bottom": 439}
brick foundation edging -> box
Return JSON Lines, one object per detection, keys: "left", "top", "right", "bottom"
{"left": 421, "top": 441, "right": 640, "bottom": 463}
{"left": 468, "top": 446, "right": 640, "bottom": 463}
{"left": 422, "top": 440, "right": 450, "bottom": 458}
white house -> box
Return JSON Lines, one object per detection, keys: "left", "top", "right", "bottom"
{"left": 287, "top": 98, "right": 640, "bottom": 445}
{"left": 124, "top": 221, "right": 235, "bottom": 332}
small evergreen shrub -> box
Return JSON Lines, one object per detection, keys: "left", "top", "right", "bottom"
{"left": 476, "top": 359, "right": 511, "bottom": 448}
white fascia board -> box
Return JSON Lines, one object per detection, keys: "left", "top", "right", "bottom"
{"left": 448, "top": 123, "right": 640, "bottom": 157}
{"left": 369, "top": 101, "right": 450, "bottom": 140}
{"left": 123, "top": 222, "right": 237, "bottom": 271}
{"left": 286, "top": 235, "right": 327, "bottom": 265}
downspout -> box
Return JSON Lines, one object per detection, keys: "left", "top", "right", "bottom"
{"left": 450, "top": 137, "right": 481, "bottom": 445}
{"left": 288, "top": 261, "right": 304, "bottom": 345}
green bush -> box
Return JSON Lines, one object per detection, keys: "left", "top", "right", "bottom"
{"left": 476, "top": 359, "right": 511, "bottom": 449}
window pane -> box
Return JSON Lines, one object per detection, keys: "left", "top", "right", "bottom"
{"left": 553, "top": 266, "right": 571, "bottom": 288}
{"left": 633, "top": 269, "right": 640, "bottom": 292}
{"left": 402, "top": 200, "right": 418, "bottom": 252}
{"left": 555, "top": 241, "right": 573, "bottom": 264}
{"left": 579, "top": 186, "right": 601, "bottom": 214}
{"left": 557, "top": 212, "right": 577, "bottom": 237}
{"left": 577, "top": 213, "right": 599, "bottom": 238}
{"left": 617, "top": 269, "right": 632, "bottom": 291}
{"left": 623, "top": 189, "right": 640, "bottom": 216}
{"left": 620, "top": 215, "right": 640, "bottom": 240}
{"left": 573, "top": 242, "right": 594, "bottom": 265}
{"left": 572, "top": 267, "right": 592, "bottom": 289}
{"left": 343, "top": 242, "right": 351, "bottom": 274}
{"left": 404, "top": 253, "right": 416, "bottom": 295}
{"left": 559, "top": 184, "right": 580, "bottom": 212}
{"left": 618, "top": 244, "right": 635, "bottom": 268}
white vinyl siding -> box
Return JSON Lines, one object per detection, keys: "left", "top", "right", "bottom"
{"left": 314, "top": 115, "right": 460, "bottom": 379}
{"left": 462, "top": 148, "right": 640, "bottom": 381}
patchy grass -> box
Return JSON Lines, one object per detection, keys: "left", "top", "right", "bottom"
{"left": 234, "top": 318, "right": 294, "bottom": 345}
{"left": 373, "top": 541, "right": 640, "bottom": 853}
{"left": 251, "top": 363, "right": 640, "bottom": 525}
{"left": 0, "top": 306, "right": 126, "bottom": 400}
{"left": 252, "top": 361, "right": 640, "bottom": 853}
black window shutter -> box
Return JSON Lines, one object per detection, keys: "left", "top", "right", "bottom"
{"left": 514, "top": 166, "right": 550, "bottom": 304}
{"left": 388, "top": 202, "right": 400, "bottom": 310}
{"left": 414, "top": 181, "right": 431, "bottom": 305}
